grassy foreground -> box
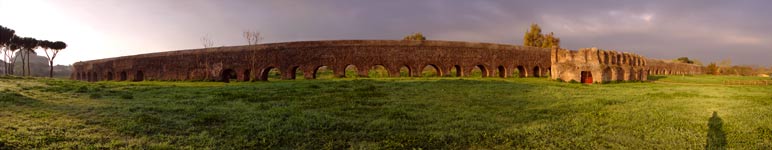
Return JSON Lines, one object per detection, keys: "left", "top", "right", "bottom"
{"left": 0, "top": 75, "right": 771, "bottom": 149}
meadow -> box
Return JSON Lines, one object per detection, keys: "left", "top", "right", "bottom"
{"left": 0, "top": 74, "right": 770, "bottom": 149}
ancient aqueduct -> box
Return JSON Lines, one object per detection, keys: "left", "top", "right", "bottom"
{"left": 72, "top": 40, "right": 701, "bottom": 83}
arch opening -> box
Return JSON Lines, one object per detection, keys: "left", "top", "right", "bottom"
{"left": 497, "top": 66, "right": 506, "bottom": 78}
{"left": 581, "top": 71, "right": 593, "bottom": 84}
{"left": 368, "top": 65, "right": 388, "bottom": 78}
{"left": 516, "top": 66, "right": 526, "bottom": 77}
{"left": 120, "top": 71, "right": 127, "bottom": 81}
{"left": 602, "top": 67, "right": 612, "bottom": 82}
{"left": 422, "top": 65, "right": 440, "bottom": 77}
{"left": 107, "top": 72, "right": 114, "bottom": 81}
{"left": 471, "top": 65, "right": 488, "bottom": 77}
{"left": 450, "top": 65, "right": 462, "bottom": 77}
{"left": 399, "top": 66, "right": 411, "bottom": 77}
{"left": 291, "top": 66, "right": 303, "bottom": 80}
{"left": 532, "top": 66, "right": 541, "bottom": 77}
{"left": 134, "top": 71, "right": 144, "bottom": 82}
{"left": 261, "top": 67, "right": 280, "bottom": 81}
{"left": 221, "top": 69, "right": 237, "bottom": 83}
{"left": 314, "top": 66, "right": 333, "bottom": 79}
{"left": 243, "top": 69, "right": 251, "bottom": 81}
{"left": 344, "top": 65, "right": 358, "bottom": 78}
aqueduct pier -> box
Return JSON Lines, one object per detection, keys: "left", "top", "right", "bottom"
{"left": 71, "top": 40, "right": 699, "bottom": 82}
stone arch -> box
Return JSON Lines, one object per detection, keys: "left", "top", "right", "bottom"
{"left": 259, "top": 67, "right": 280, "bottom": 81}
{"left": 313, "top": 65, "right": 333, "bottom": 79}
{"left": 368, "top": 65, "right": 389, "bottom": 78}
{"left": 472, "top": 65, "right": 488, "bottom": 77}
{"left": 628, "top": 69, "right": 637, "bottom": 80}
{"left": 220, "top": 69, "right": 237, "bottom": 83}
{"left": 134, "top": 71, "right": 144, "bottom": 82}
{"left": 546, "top": 67, "right": 552, "bottom": 77}
{"left": 421, "top": 64, "right": 441, "bottom": 77}
{"left": 343, "top": 64, "right": 359, "bottom": 78}
{"left": 532, "top": 66, "right": 541, "bottom": 77}
{"left": 450, "top": 65, "right": 462, "bottom": 77}
{"left": 399, "top": 65, "right": 411, "bottom": 77}
{"left": 602, "top": 67, "right": 613, "bottom": 82}
{"left": 107, "top": 72, "right": 114, "bottom": 81}
{"left": 289, "top": 66, "right": 303, "bottom": 80}
{"left": 120, "top": 71, "right": 127, "bottom": 81}
{"left": 516, "top": 66, "right": 526, "bottom": 78}
{"left": 497, "top": 65, "right": 507, "bottom": 78}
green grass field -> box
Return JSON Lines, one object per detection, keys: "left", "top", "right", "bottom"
{"left": 0, "top": 75, "right": 770, "bottom": 149}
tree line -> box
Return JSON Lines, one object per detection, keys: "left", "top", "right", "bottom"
{"left": 0, "top": 25, "right": 67, "bottom": 77}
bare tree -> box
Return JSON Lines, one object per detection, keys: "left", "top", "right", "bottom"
{"left": 201, "top": 35, "right": 214, "bottom": 48}
{"left": 242, "top": 30, "right": 263, "bottom": 45}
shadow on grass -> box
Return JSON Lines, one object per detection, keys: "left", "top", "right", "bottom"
{"left": 706, "top": 111, "right": 726, "bottom": 150}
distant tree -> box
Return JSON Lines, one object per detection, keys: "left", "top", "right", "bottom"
{"left": 0, "top": 25, "right": 15, "bottom": 75}
{"left": 676, "top": 57, "right": 695, "bottom": 64}
{"left": 706, "top": 63, "right": 719, "bottom": 75}
{"left": 6, "top": 37, "right": 21, "bottom": 75}
{"left": 43, "top": 41, "right": 66, "bottom": 77}
{"left": 403, "top": 32, "right": 426, "bottom": 41}
{"left": 541, "top": 32, "right": 560, "bottom": 48}
{"left": 243, "top": 30, "right": 264, "bottom": 45}
{"left": 201, "top": 35, "right": 214, "bottom": 48}
{"left": 0, "top": 25, "right": 13, "bottom": 46}
{"left": 17, "top": 37, "right": 39, "bottom": 76}
{"left": 523, "top": 24, "right": 560, "bottom": 48}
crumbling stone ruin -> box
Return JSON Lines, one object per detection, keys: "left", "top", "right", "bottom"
{"left": 72, "top": 40, "right": 701, "bottom": 83}
{"left": 550, "top": 47, "right": 702, "bottom": 83}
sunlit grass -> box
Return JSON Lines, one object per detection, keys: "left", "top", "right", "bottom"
{"left": 0, "top": 75, "right": 770, "bottom": 149}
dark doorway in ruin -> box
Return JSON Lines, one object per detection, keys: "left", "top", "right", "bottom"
{"left": 422, "top": 65, "right": 440, "bottom": 77}
{"left": 120, "top": 71, "right": 127, "bottom": 81}
{"left": 243, "top": 69, "right": 251, "bottom": 81}
{"left": 516, "top": 66, "right": 526, "bottom": 77}
{"left": 134, "top": 71, "right": 144, "bottom": 82}
{"left": 345, "top": 65, "right": 358, "bottom": 78}
{"left": 533, "top": 66, "right": 541, "bottom": 77}
{"left": 451, "top": 65, "right": 462, "bottom": 77}
{"left": 369, "top": 65, "right": 388, "bottom": 78}
{"left": 497, "top": 66, "right": 506, "bottom": 78}
{"left": 91, "top": 72, "right": 97, "bottom": 81}
{"left": 399, "top": 66, "right": 411, "bottom": 77}
{"left": 546, "top": 67, "right": 552, "bottom": 77}
{"left": 581, "top": 71, "right": 593, "bottom": 84}
{"left": 107, "top": 72, "right": 114, "bottom": 81}
{"left": 221, "top": 69, "right": 237, "bottom": 83}
{"left": 314, "top": 66, "right": 333, "bottom": 79}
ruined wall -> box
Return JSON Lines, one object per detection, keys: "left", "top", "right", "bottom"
{"left": 551, "top": 47, "right": 702, "bottom": 83}
{"left": 550, "top": 47, "right": 647, "bottom": 83}
{"left": 646, "top": 59, "right": 703, "bottom": 75}
{"left": 72, "top": 40, "right": 551, "bottom": 82}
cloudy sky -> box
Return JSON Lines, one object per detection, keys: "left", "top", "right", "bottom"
{"left": 1, "top": 0, "right": 771, "bottom": 66}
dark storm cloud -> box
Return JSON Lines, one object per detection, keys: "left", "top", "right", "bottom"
{"left": 27, "top": 0, "right": 772, "bottom": 65}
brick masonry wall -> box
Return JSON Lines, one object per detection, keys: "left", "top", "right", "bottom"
{"left": 72, "top": 40, "right": 552, "bottom": 82}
